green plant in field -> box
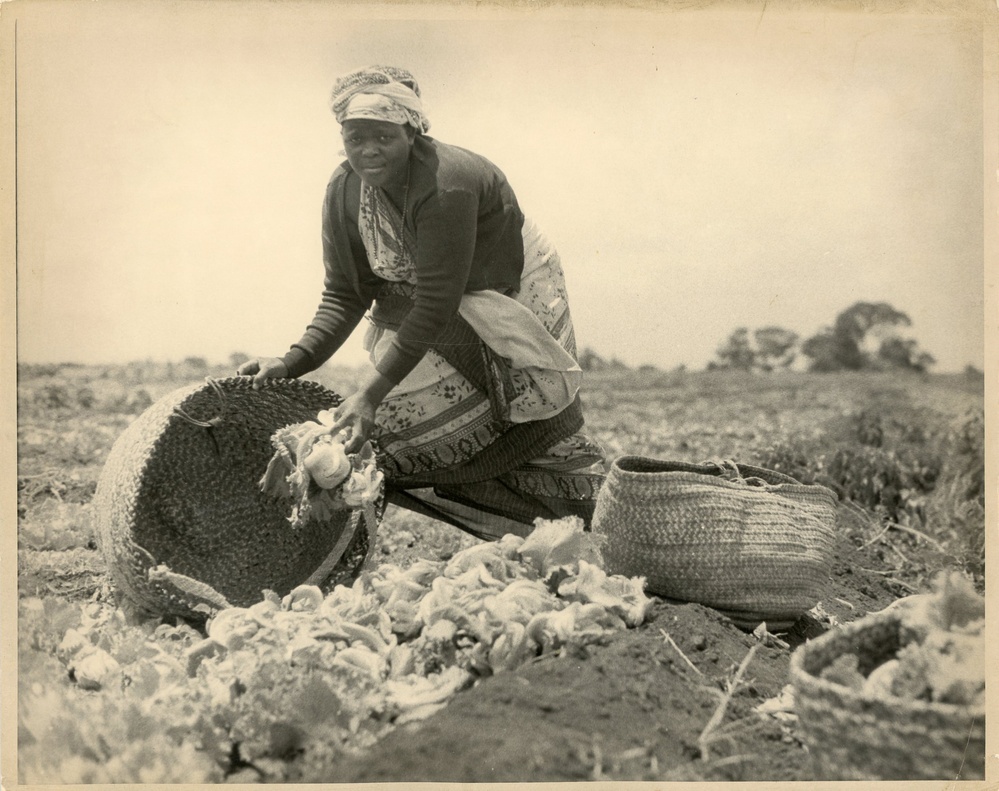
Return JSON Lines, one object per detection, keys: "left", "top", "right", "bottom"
{"left": 821, "top": 444, "right": 940, "bottom": 518}
{"left": 853, "top": 404, "right": 938, "bottom": 448}
{"left": 31, "top": 383, "right": 75, "bottom": 410}
{"left": 752, "top": 403, "right": 985, "bottom": 580}
{"left": 918, "top": 410, "right": 986, "bottom": 578}
{"left": 944, "top": 409, "right": 985, "bottom": 502}
{"left": 19, "top": 502, "right": 95, "bottom": 551}
{"left": 18, "top": 598, "right": 223, "bottom": 784}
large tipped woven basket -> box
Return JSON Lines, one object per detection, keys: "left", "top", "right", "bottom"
{"left": 591, "top": 458, "right": 837, "bottom": 630}
{"left": 790, "top": 610, "right": 985, "bottom": 780}
{"left": 93, "top": 377, "right": 376, "bottom": 620}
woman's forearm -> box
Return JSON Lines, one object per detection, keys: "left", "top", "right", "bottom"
{"left": 282, "top": 285, "right": 370, "bottom": 377}
{"left": 357, "top": 367, "right": 396, "bottom": 406}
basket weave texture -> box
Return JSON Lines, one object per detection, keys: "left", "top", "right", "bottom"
{"left": 93, "top": 377, "right": 371, "bottom": 619}
{"left": 591, "top": 458, "right": 837, "bottom": 630}
{"left": 790, "top": 610, "right": 985, "bottom": 780}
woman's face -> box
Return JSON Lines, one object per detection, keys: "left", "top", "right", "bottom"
{"left": 341, "top": 120, "right": 415, "bottom": 188}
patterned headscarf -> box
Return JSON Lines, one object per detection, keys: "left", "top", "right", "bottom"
{"left": 330, "top": 65, "right": 430, "bottom": 133}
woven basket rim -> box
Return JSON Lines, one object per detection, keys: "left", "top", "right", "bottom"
{"left": 790, "top": 610, "right": 986, "bottom": 717}
{"left": 609, "top": 456, "right": 837, "bottom": 498}
{"left": 147, "top": 376, "right": 341, "bottom": 489}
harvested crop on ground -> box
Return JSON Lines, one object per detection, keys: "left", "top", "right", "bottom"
{"left": 15, "top": 362, "right": 987, "bottom": 782}
{"left": 826, "top": 572, "right": 985, "bottom": 706}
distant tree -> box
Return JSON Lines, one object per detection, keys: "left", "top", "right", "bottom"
{"left": 182, "top": 356, "right": 209, "bottom": 371}
{"left": 714, "top": 327, "right": 756, "bottom": 371}
{"left": 877, "top": 337, "right": 935, "bottom": 372}
{"left": 800, "top": 331, "right": 842, "bottom": 372}
{"left": 753, "top": 326, "right": 799, "bottom": 371}
{"left": 802, "top": 301, "right": 933, "bottom": 373}
{"left": 712, "top": 326, "right": 798, "bottom": 372}
{"left": 834, "top": 302, "right": 911, "bottom": 368}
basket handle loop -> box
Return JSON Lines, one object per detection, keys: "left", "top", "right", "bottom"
{"left": 706, "top": 458, "right": 743, "bottom": 482}
{"left": 706, "top": 458, "right": 774, "bottom": 488}
{"left": 173, "top": 378, "right": 229, "bottom": 429}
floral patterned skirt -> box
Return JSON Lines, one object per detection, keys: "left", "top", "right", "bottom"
{"left": 365, "top": 219, "right": 606, "bottom": 538}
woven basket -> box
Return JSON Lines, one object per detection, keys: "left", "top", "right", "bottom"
{"left": 93, "top": 377, "right": 378, "bottom": 620}
{"left": 790, "top": 610, "right": 985, "bottom": 780}
{"left": 591, "top": 458, "right": 837, "bottom": 630}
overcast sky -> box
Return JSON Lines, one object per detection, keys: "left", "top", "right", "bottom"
{"left": 12, "top": 1, "right": 987, "bottom": 372}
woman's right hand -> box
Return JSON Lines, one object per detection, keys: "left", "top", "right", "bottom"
{"left": 236, "top": 357, "right": 289, "bottom": 389}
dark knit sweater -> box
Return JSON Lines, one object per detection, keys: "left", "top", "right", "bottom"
{"left": 282, "top": 135, "right": 526, "bottom": 384}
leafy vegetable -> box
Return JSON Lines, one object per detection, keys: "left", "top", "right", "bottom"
{"left": 20, "top": 516, "right": 651, "bottom": 783}
{"left": 821, "top": 572, "right": 984, "bottom": 707}
{"left": 258, "top": 412, "right": 384, "bottom": 528}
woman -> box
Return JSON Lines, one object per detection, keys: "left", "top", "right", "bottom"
{"left": 239, "top": 65, "right": 605, "bottom": 540}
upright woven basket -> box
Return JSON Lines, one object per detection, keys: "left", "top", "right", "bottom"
{"left": 93, "top": 377, "right": 375, "bottom": 620}
{"left": 591, "top": 458, "right": 837, "bottom": 630}
{"left": 790, "top": 610, "right": 985, "bottom": 780}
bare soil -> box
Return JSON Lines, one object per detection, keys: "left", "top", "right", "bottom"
{"left": 15, "top": 365, "right": 984, "bottom": 783}
{"left": 327, "top": 506, "right": 922, "bottom": 783}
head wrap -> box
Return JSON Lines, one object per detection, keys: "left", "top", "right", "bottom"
{"left": 330, "top": 65, "right": 430, "bottom": 133}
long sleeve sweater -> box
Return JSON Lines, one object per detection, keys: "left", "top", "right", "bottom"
{"left": 281, "top": 135, "right": 526, "bottom": 385}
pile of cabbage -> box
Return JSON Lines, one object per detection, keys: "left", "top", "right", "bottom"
{"left": 819, "top": 572, "right": 984, "bottom": 707}
{"left": 24, "top": 517, "right": 651, "bottom": 782}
